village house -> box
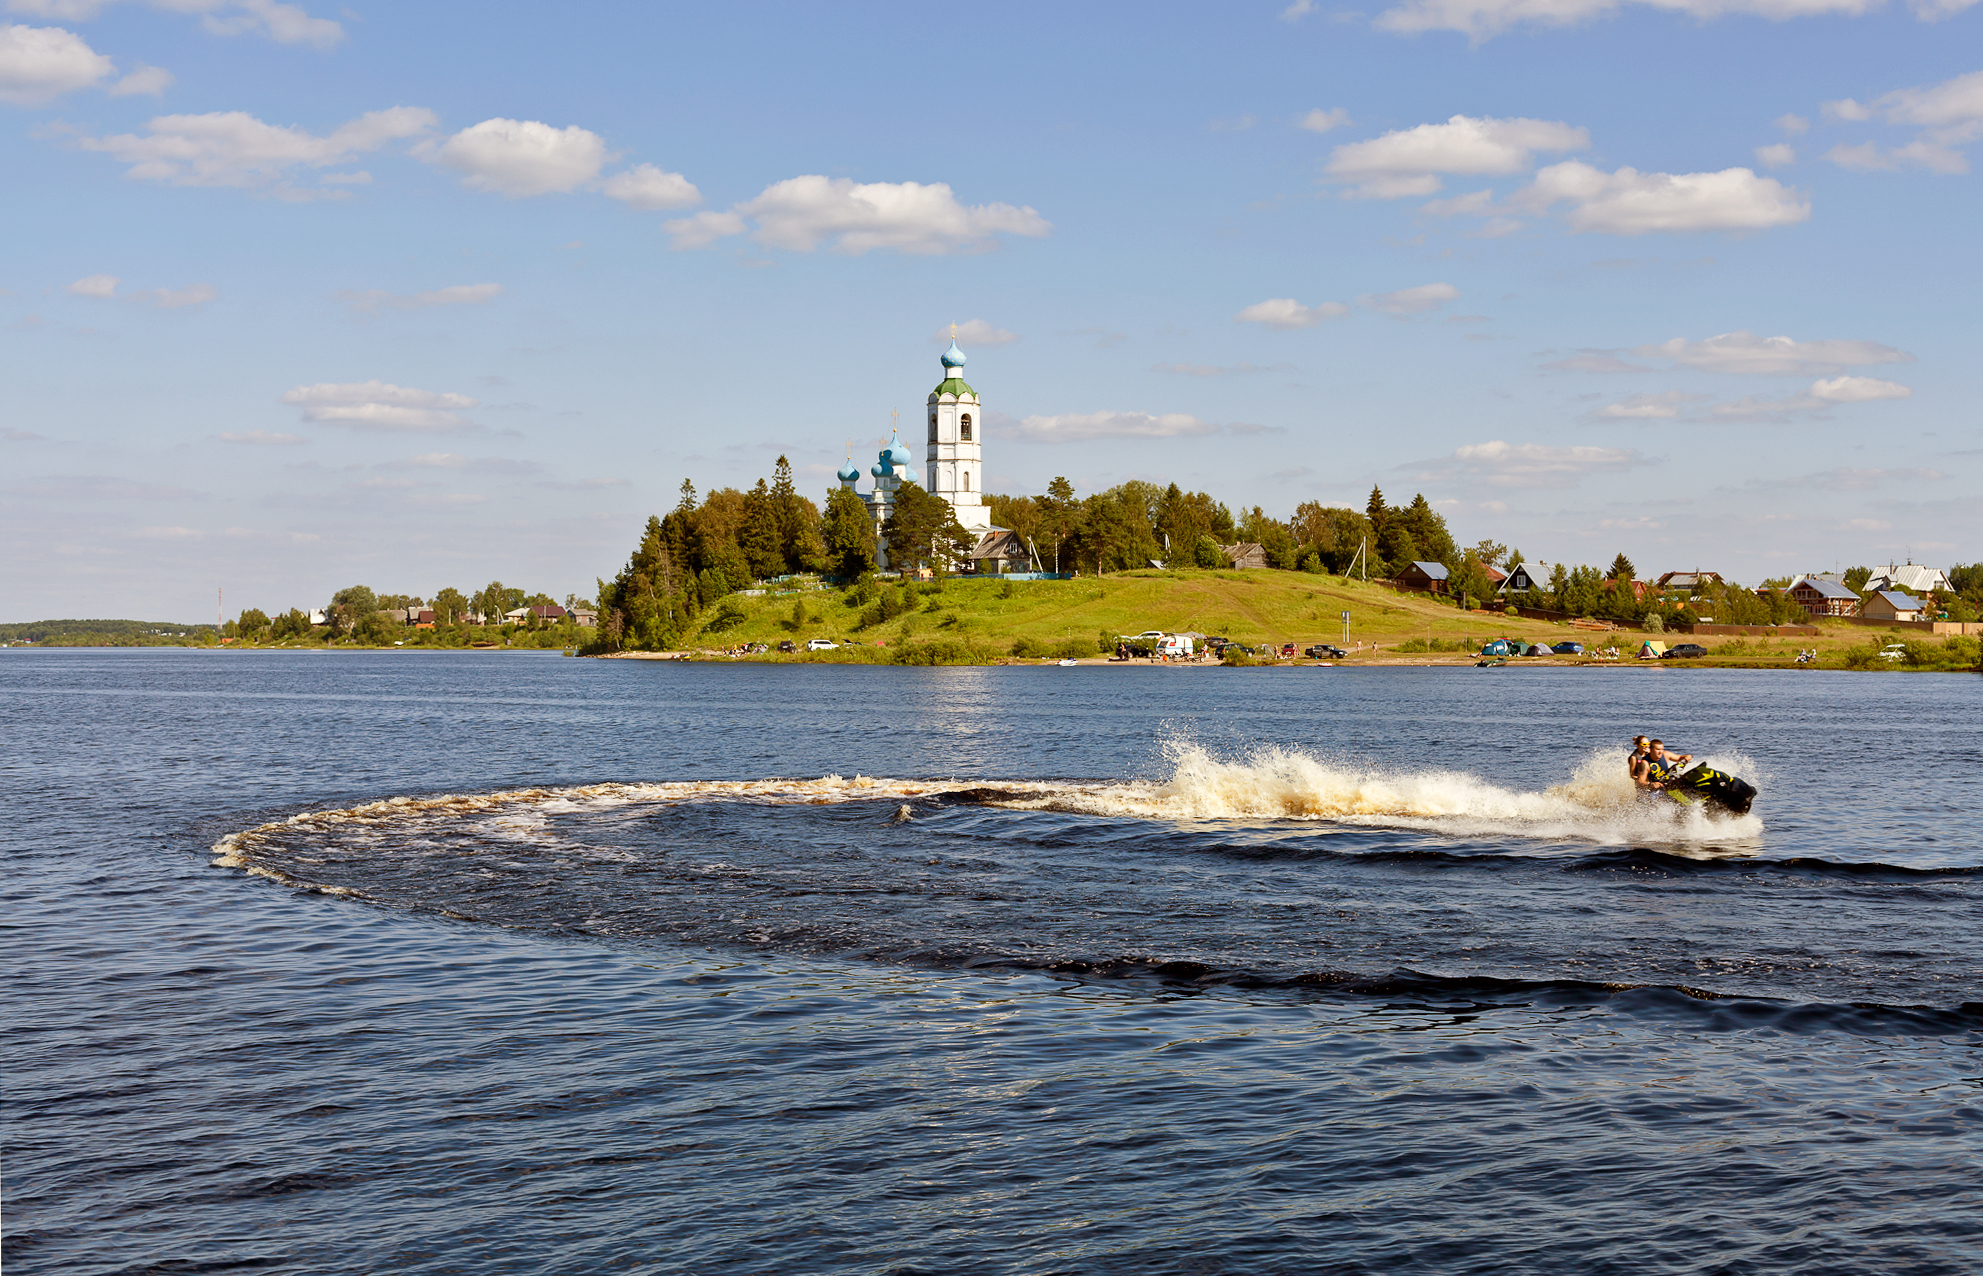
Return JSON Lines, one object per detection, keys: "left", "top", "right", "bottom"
{"left": 1866, "top": 562, "right": 1949, "bottom": 597}
{"left": 1397, "top": 561, "right": 1450, "bottom": 594}
{"left": 1655, "top": 571, "right": 1723, "bottom": 593}
{"left": 1861, "top": 590, "right": 1927, "bottom": 622}
{"left": 1788, "top": 575, "right": 1860, "bottom": 618}
{"left": 1497, "top": 562, "right": 1541, "bottom": 595}
{"left": 1220, "top": 542, "right": 1268, "bottom": 570}
{"left": 969, "top": 528, "right": 1035, "bottom": 575}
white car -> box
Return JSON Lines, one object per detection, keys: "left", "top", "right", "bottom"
{"left": 1133, "top": 630, "right": 1165, "bottom": 640}
{"left": 1879, "top": 643, "right": 1907, "bottom": 661}
{"left": 804, "top": 638, "right": 839, "bottom": 651}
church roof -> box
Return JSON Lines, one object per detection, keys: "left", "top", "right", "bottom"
{"left": 931, "top": 377, "right": 976, "bottom": 399}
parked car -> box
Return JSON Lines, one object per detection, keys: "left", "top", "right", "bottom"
{"left": 1879, "top": 643, "right": 1907, "bottom": 661}
{"left": 804, "top": 638, "right": 838, "bottom": 651}
{"left": 777, "top": 640, "right": 796, "bottom": 653}
{"left": 1550, "top": 641, "right": 1584, "bottom": 655}
{"left": 1663, "top": 643, "right": 1709, "bottom": 659}
{"left": 1133, "top": 630, "right": 1165, "bottom": 641}
{"left": 1305, "top": 644, "right": 1347, "bottom": 659}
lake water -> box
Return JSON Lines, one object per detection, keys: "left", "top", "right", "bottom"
{"left": 4, "top": 650, "right": 1979, "bottom": 1275}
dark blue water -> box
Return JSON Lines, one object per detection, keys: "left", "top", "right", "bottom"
{"left": 5, "top": 651, "right": 1980, "bottom": 1275}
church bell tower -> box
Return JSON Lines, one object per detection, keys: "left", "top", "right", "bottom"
{"left": 927, "top": 330, "right": 993, "bottom": 532}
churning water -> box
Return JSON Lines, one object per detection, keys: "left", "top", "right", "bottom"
{"left": 5, "top": 651, "right": 1980, "bottom": 1274}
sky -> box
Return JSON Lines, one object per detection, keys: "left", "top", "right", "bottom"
{"left": 2, "top": 0, "right": 1978, "bottom": 622}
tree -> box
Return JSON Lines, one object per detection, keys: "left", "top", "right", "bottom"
{"left": 474, "top": 581, "right": 509, "bottom": 625}
{"left": 1040, "top": 476, "right": 1079, "bottom": 573}
{"left": 270, "top": 608, "right": 311, "bottom": 641}
{"left": 1451, "top": 553, "right": 1495, "bottom": 610}
{"left": 329, "top": 585, "right": 378, "bottom": 637}
{"left": 1506, "top": 547, "right": 1524, "bottom": 568}
{"left": 1365, "top": 486, "right": 1388, "bottom": 531}
{"left": 770, "top": 455, "right": 823, "bottom": 572}
{"left": 236, "top": 608, "right": 270, "bottom": 639}
{"left": 821, "top": 486, "right": 876, "bottom": 579}
{"left": 1193, "top": 534, "right": 1225, "bottom": 568}
{"left": 432, "top": 587, "right": 469, "bottom": 626}
{"left": 739, "top": 478, "right": 783, "bottom": 580}
{"left": 883, "top": 482, "right": 973, "bottom": 573}
{"left": 1609, "top": 553, "right": 1636, "bottom": 583}
{"left": 1842, "top": 565, "right": 1872, "bottom": 594}
{"left": 1291, "top": 502, "right": 1371, "bottom": 573}
{"left": 1470, "top": 540, "right": 1508, "bottom": 571}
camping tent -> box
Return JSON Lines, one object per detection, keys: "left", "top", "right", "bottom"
{"left": 1638, "top": 640, "right": 1668, "bottom": 660}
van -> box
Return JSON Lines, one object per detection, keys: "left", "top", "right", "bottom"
{"left": 1156, "top": 634, "right": 1194, "bottom": 658}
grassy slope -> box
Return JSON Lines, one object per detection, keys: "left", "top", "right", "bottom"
{"left": 684, "top": 569, "right": 1974, "bottom": 669}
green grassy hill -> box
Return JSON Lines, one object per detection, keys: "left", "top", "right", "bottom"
{"left": 691, "top": 568, "right": 1563, "bottom": 657}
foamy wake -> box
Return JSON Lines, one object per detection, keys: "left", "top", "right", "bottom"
{"left": 211, "top": 744, "right": 1762, "bottom": 879}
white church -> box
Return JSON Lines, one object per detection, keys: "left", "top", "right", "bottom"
{"left": 836, "top": 336, "right": 1039, "bottom": 575}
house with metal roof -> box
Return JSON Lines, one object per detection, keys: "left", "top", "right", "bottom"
{"left": 1788, "top": 575, "right": 1860, "bottom": 618}
{"left": 1861, "top": 590, "right": 1927, "bottom": 622}
{"left": 1497, "top": 562, "right": 1541, "bottom": 595}
{"left": 1397, "top": 561, "right": 1450, "bottom": 594}
{"left": 1866, "top": 562, "right": 1949, "bottom": 597}
{"left": 1656, "top": 570, "right": 1723, "bottom": 592}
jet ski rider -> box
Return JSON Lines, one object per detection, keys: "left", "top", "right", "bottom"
{"left": 1637, "top": 739, "right": 1694, "bottom": 793}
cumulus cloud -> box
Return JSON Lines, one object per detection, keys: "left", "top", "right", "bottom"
{"left": 190, "top": 0, "right": 342, "bottom": 49}
{"left": 1539, "top": 350, "right": 1655, "bottom": 373}
{"left": 1518, "top": 161, "right": 1809, "bottom": 233}
{"left": 77, "top": 106, "right": 436, "bottom": 195}
{"left": 336, "top": 282, "right": 503, "bottom": 314}
{"left": 933, "top": 319, "right": 1019, "bottom": 346}
{"left": 1234, "top": 297, "right": 1349, "bottom": 328}
{"left": 0, "top": 22, "right": 111, "bottom": 104}
{"left": 1755, "top": 143, "right": 1796, "bottom": 168}
{"left": 1325, "top": 114, "right": 1588, "bottom": 197}
{"left": 107, "top": 60, "right": 169, "bottom": 95}
{"left": 679, "top": 176, "right": 1051, "bottom": 255}
{"left": 130, "top": 282, "right": 214, "bottom": 308}
{"left": 1631, "top": 331, "right": 1913, "bottom": 375}
{"left": 280, "top": 380, "right": 478, "bottom": 431}
{"left": 1711, "top": 376, "right": 1912, "bottom": 419}
{"left": 1594, "top": 390, "right": 1705, "bottom": 418}
{"left": 67, "top": 272, "right": 118, "bottom": 297}
{"left": 215, "top": 430, "right": 304, "bottom": 444}
{"left": 1369, "top": 0, "right": 1962, "bottom": 40}
{"left": 600, "top": 161, "right": 700, "bottom": 210}
{"left": 1360, "top": 281, "right": 1460, "bottom": 315}
{"left": 1411, "top": 440, "right": 1655, "bottom": 488}
{"left": 1011, "top": 411, "right": 1271, "bottom": 442}
{"left": 422, "top": 118, "right": 609, "bottom": 197}
{"left": 1822, "top": 69, "right": 1983, "bottom": 173}
{"left": 662, "top": 209, "right": 747, "bottom": 250}
{"left": 1297, "top": 107, "right": 1351, "bottom": 133}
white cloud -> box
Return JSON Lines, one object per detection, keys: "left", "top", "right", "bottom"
{"left": 1360, "top": 281, "right": 1459, "bottom": 315}
{"left": 215, "top": 430, "right": 304, "bottom": 444}
{"left": 192, "top": 0, "right": 342, "bottom": 49}
{"left": 1297, "top": 107, "right": 1351, "bottom": 133}
{"left": 280, "top": 380, "right": 478, "bottom": 431}
{"left": 1369, "top": 0, "right": 1951, "bottom": 39}
{"left": 1539, "top": 350, "right": 1654, "bottom": 373}
{"left": 1326, "top": 114, "right": 1587, "bottom": 197}
{"left": 1234, "top": 297, "right": 1349, "bottom": 328}
{"left": 1776, "top": 113, "right": 1809, "bottom": 135}
{"left": 1711, "top": 377, "right": 1912, "bottom": 419}
{"left": 337, "top": 282, "right": 503, "bottom": 314}
{"left": 663, "top": 209, "right": 746, "bottom": 250}
{"left": 1822, "top": 71, "right": 1983, "bottom": 174}
{"left": 1520, "top": 162, "right": 1809, "bottom": 234}
{"left": 107, "top": 60, "right": 169, "bottom": 95}
{"left": 67, "top": 272, "right": 118, "bottom": 297}
{"left": 78, "top": 106, "right": 436, "bottom": 195}
{"left": 1754, "top": 143, "right": 1795, "bottom": 168}
{"left": 394, "top": 451, "right": 539, "bottom": 474}
{"left": 130, "top": 282, "right": 214, "bottom": 308}
{"left": 1412, "top": 440, "right": 1654, "bottom": 488}
{"left": 1631, "top": 331, "right": 1913, "bottom": 375}
{"left": 1012, "top": 411, "right": 1251, "bottom": 442}
{"left": 424, "top": 118, "right": 609, "bottom": 197}
{"left": 1281, "top": 0, "right": 1317, "bottom": 18}
{"left": 601, "top": 162, "right": 700, "bottom": 210}
{"left": 1596, "top": 391, "right": 1705, "bottom": 419}
{"left": 740, "top": 176, "right": 1050, "bottom": 255}
{"left": 933, "top": 319, "right": 1020, "bottom": 346}
{"left": 0, "top": 22, "right": 111, "bottom": 104}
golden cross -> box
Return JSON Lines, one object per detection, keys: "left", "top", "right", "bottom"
{"left": 950, "top": 322, "right": 957, "bottom": 340}
{"left": 891, "top": 407, "right": 899, "bottom": 432}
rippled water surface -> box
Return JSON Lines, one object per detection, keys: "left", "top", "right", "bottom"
{"left": 5, "top": 650, "right": 1980, "bottom": 1275}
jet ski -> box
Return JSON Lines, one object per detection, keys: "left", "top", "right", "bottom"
{"left": 1660, "top": 764, "right": 1757, "bottom": 815}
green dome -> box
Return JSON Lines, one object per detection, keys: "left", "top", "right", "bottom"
{"left": 930, "top": 377, "right": 976, "bottom": 399}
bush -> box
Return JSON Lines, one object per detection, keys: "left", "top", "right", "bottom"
{"left": 1397, "top": 637, "right": 1429, "bottom": 652}
{"left": 1010, "top": 636, "right": 1052, "bottom": 658}
{"left": 1839, "top": 641, "right": 1882, "bottom": 669}
{"left": 1220, "top": 647, "right": 1255, "bottom": 667}
{"left": 1098, "top": 629, "right": 1116, "bottom": 654}
{"left": 1054, "top": 638, "right": 1090, "bottom": 660}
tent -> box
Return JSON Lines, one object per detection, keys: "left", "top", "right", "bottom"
{"left": 1638, "top": 640, "right": 1668, "bottom": 660}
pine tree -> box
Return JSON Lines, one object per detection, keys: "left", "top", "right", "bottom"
{"left": 740, "top": 479, "right": 783, "bottom": 580}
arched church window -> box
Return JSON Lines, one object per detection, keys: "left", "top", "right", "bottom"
{"left": 963, "top": 471, "right": 971, "bottom": 491}
{"left": 929, "top": 412, "right": 938, "bottom": 443}
{"left": 960, "top": 413, "right": 972, "bottom": 441}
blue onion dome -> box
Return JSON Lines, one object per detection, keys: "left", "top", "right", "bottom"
{"left": 837, "top": 458, "right": 860, "bottom": 484}
{"left": 941, "top": 339, "right": 967, "bottom": 369}
{"left": 887, "top": 436, "right": 913, "bottom": 467}
{"left": 871, "top": 461, "right": 888, "bottom": 479}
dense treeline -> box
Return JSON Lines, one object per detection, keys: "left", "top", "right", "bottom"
{"left": 0, "top": 619, "right": 217, "bottom": 646}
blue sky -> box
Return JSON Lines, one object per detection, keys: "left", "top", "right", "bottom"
{"left": 3, "top": 0, "right": 1977, "bottom": 621}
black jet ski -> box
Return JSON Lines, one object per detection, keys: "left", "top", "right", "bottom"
{"left": 1661, "top": 764, "right": 1757, "bottom": 815}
